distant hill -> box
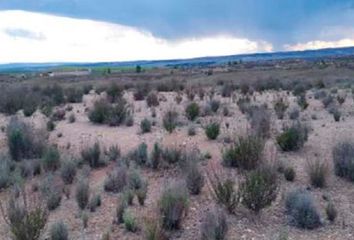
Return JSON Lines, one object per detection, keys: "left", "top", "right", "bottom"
{"left": 1, "top": 46, "right": 354, "bottom": 73}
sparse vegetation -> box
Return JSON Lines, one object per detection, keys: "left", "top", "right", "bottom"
{"left": 185, "top": 161, "right": 204, "bottom": 195}
{"left": 332, "top": 141, "right": 354, "bottom": 182}
{"left": 285, "top": 189, "right": 321, "bottom": 229}
{"left": 200, "top": 207, "right": 228, "bottom": 240}
{"left": 205, "top": 122, "right": 220, "bottom": 140}
{"left": 146, "top": 91, "right": 160, "bottom": 107}
{"left": 247, "top": 105, "right": 271, "bottom": 139}
{"left": 284, "top": 166, "right": 296, "bottom": 182}
{"left": 185, "top": 102, "right": 200, "bottom": 121}
{"left": 1, "top": 189, "right": 48, "bottom": 240}
{"left": 81, "top": 142, "right": 104, "bottom": 168}
{"left": 163, "top": 110, "right": 178, "bottom": 133}
{"left": 277, "top": 122, "right": 309, "bottom": 152}
{"left": 326, "top": 202, "right": 337, "bottom": 222}
{"left": 42, "top": 146, "right": 61, "bottom": 172}
{"left": 50, "top": 221, "right": 69, "bottom": 240}
{"left": 141, "top": 118, "right": 152, "bottom": 133}
{"left": 104, "top": 166, "right": 127, "bottom": 193}
{"left": 222, "top": 135, "right": 264, "bottom": 170}
{"left": 159, "top": 181, "right": 189, "bottom": 230}
{"left": 7, "top": 117, "right": 46, "bottom": 161}
{"left": 306, "top": 158, "right": 329, "bottom": 188}
{"left": 75, "top": 180, "right": 90, "bottom": 210}
{"left": 274, "top": 98, "right": 289, "bottom": 119}
{"left": 239, "top": 165, "right": 278, "bottom": 214}
{"left": 208, "top": 170, "right": 239, "bottom": 213}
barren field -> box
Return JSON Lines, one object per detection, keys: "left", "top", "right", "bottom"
{"left": 1, "top": 61, "right": 354, "bottom": 240}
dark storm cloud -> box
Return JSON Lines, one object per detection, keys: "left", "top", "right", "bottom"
{"left": 1, "top": 0, "right": 354, "bottom": 49}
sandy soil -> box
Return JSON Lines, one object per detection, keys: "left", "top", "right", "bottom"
{"left": 0, "top": 88, "right": 354, "bottom": 240}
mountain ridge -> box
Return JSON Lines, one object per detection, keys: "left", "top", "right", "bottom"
{"left": 1, "top": 46, "right": 354, "bottom": 73}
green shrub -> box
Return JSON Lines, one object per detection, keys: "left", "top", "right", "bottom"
{"left": 104, "top": 166, "right": 127, "bottom": 193}
{"left": 205, "top": 122, "right": 220, "bottom": 140}
{"left": 81, "top": 211, "right": 89, "bottom": 229}
{"left": 42, "top": 84, "right": 65, "bottom": 105}
{"left": 185, "top": 162, "right": 204, "bottom": 195}
{"left": 4, "top": 191, "right": 48, "bottom": 240}
{"left": 106, "top": 82, "right": 123, "bottom": 103}
{"left": 247, "top": 105, "right": 271, "bottom": 139}
{"left": 60, "top": 160, "right": 77, "bottom": 184}
{"left": 129, "top": 143, "right": 148, "bottom": 166}
{"left": 42, "top": 146, "right": 61, "bottom": 172}
{"left": 0, "top": 87, "right": 27, "bottom": 115}
{"left": 123, "top": 210, "right": 138, "bottom": 232}
{"left": 0, "top": 155, "right": 13, "bottom": 190}
{"left": 188, "top": 125, "right": 196, "bottom": 136}
{"left": 88, "top": 100, "right": 111, "bottom": 124}
{"left": 332, "top": 141, "right": 354, "bottom": 181}
{"left": 89, "top": 194, "right": 101, "bottom": 212}
{"left": 47, "top": 120, "right": 55, "bottom": 132}
{"left": 326, "top": 202, "right": 337, "bottom": 222}
{"left": 277, "top": 122, "right": 308, "bottom": 152}
{"left": 237, "top": 97, "right": 251, "bottom": 114}
{"left": 39, "top": 175, "right": 62, "bottom": 211}
{"left": 209, "top": 100, "right": 220, "bottom": 113}
{"left": 123, "top": 189, "right": 134, "bottom": 205}
{"left": 144, "top": 216, "right": 167, "bottom": 240}
{"left": 7, "top": 117, "right": 46, "bottom": 161}
{"left": 106, "top": 145, "right": 121, "bottom": 161}
{"left": 136, "top": 183, "right": 148, "bottom": 206}
{"left": 297, "top": 94, "right": 309, "bottom": 110}
{"left": 163, "top": 110, "right": 178, "bottom": 133}
{"left": 162, "top": 147, "right": 183, "bottom": 165}
{"left": 68, "top": 114, "right": 76, "bottom": 123}
{"left": 146, "top": 91, "right": 159, "bottom": 107}
{"left": 114, "top": 197, "right": 127, "bottom": 224}
{"left": 52, "top": 111, "right": 64, "bottom": 123}
{"left": 108, "top": 99, "right": 131, "bottom": 126}
{"left": 128, "top": 169, "right": 144, "bottom": 190}
{"left": 337, "top": 94, "right": 346, "bottom": 105}
{"left": 208, "top": 171, "right": 239, "bottom": 213}
{"left": 125, "top": 115, "right": 134, "bottom": 126}
{"left": 288, "top": 107, "right": 300, "bottom": 120}
{"left": 89, "top": 99, "right": 130, "bottom": 126}
{"left": 284, "top": 167, "right": 296, "bottom": 182}
{"left": 285, "top": 189, "right": 321, "bottom": 229}
{"left": 239, "top": 165, "right": 278, "bottom": 213}
{"left": 75, "top": 180, "right": 90, "bottom": 210}
{"left": 81, "top": 142, "right": 103, "bottom": 168}
{"left": 274, "top": 98, "right": 288, "bottom": 119}
{"left": 50, "top": 221, "right": 68, "bottom": 240}
{"left": 185, "top": 102, "right": 200, "bottom": 121}
{"left": 222, "top": 106, "right": 229, "bottom": 116}
{"left": 329, "top": 108, "right": 341, "bottom": 122}
{"left": 159, "top": 181, "right": 189, "bottom": 230}
{"left": 322, "top": 95, "right": 333, "bottom": 108}
{"left": 23, "top": 94, "right": 39, "bottom": 117}
{"left": 134, "top": 83, "right": 150, "bottom": 101}
{"left": 221, "top": 84, "right": 232, "bottom": 97}
{"left": 306, "top": 159, "right": 328, "bottom": 188}
{"left": 200, "top": 208, "right": 228, "bottom": 240}
{"left": 222, "top": 135, "right": 264, "bottom": 170}
{"left": 65, "top": 87, "right": 83, "bottom": 103}
{"left": 141, "top": 118, "right": 152, "bottom": 133}
{"left": 150, "top": 143, "right": 162, "bottom": 169}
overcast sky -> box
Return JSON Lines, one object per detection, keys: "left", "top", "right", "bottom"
{"left": 1, "top": 0, "right": 354, "bottom": 63}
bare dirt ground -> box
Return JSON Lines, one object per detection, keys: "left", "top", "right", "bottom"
{"left": 1, "top": 63, "right": 354, "bottom": 239}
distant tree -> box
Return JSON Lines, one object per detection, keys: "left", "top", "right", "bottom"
{"left": 136, "top": 65, "right": 142, "bottom": 73}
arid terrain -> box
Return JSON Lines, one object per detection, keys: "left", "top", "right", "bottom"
{"left": 1, "top": 58, "right": 354, "bottom": 240}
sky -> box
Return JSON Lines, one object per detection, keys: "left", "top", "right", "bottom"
{"left": 1, "top": 0, "right": 354, "bottom": 63}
